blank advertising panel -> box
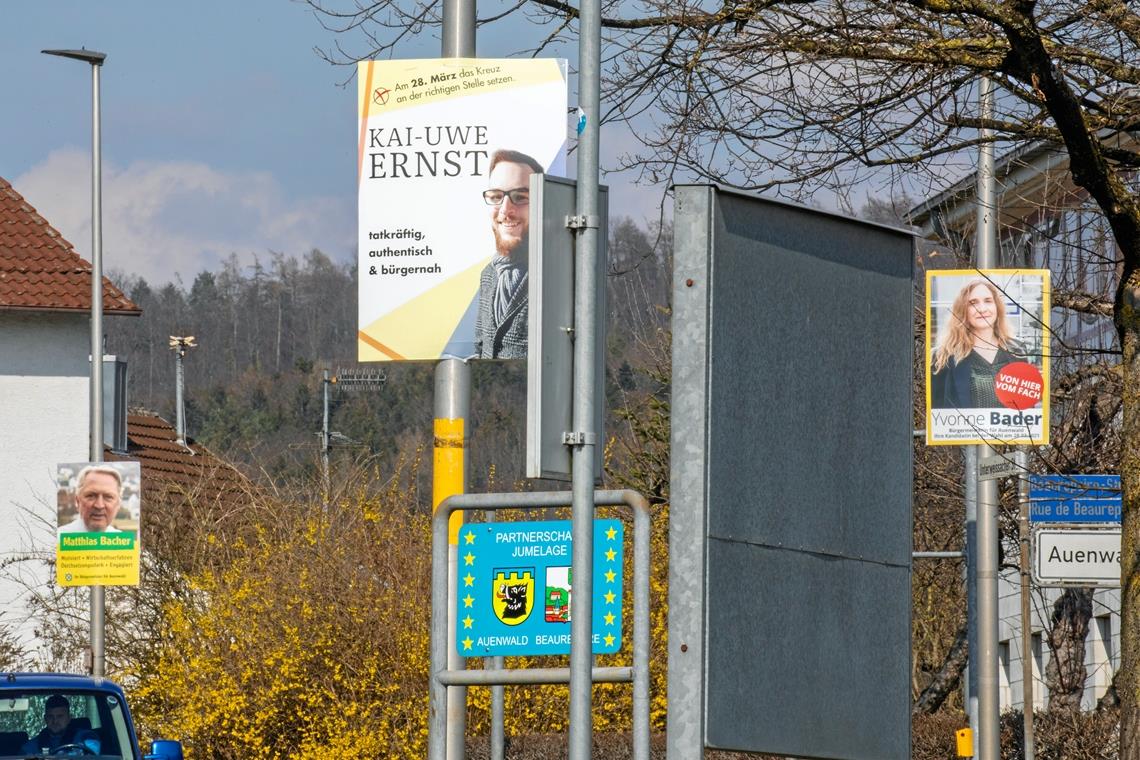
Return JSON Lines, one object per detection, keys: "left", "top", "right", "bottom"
{"left": 667, "top": 185, "right": 914, "bottom": 760}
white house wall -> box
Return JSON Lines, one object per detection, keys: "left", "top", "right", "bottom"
{"left": 0, "top": 311, "right": 90, "bottom": 652}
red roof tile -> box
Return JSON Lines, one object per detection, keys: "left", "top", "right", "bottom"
{"left": 0, "top": 176, "right": 139, "bottom": 314}
{"left": 106, "top": 410, "right": 255, "bottom": 512}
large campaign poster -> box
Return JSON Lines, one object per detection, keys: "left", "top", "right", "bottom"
{"left": 925, "top": 269, "right": 1051, "bottom": 445}
{"left": 56, "top": 461, "right": 141, "bottom": 587}
{"left": 357, "top": 58, "right": 568, "bottom": 361}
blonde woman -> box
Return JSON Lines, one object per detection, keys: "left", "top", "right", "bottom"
{"left": 930, "top": 279, "right": 1020, "bottom": 409}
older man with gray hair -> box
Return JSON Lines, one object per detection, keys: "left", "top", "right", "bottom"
{"left": 60, "top": 465, "right": 123, "bottom": 533}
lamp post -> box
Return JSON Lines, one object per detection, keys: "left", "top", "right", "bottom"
{"left": 42, "top": 46, "right": 108, "bottom": 677}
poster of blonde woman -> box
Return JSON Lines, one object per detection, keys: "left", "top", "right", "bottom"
{"left": 925, "top": 270, "right": 1051, "bottom": 445}
{"left": 356, "top": 58, "right": 568, "bottom": 361}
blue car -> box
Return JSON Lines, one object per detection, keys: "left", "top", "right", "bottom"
{"left": 0, "top": 673, "right": 182, "bottom": 759}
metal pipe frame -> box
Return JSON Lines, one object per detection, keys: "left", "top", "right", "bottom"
{"left": 440, "top": 667, "right": 633, "bottom": 686}
{"left": 429, "top": 489, "right": 652, "bottom": 760}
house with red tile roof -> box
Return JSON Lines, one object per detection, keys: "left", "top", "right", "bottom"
{"left": 0, "top": 175, "right": 139, "bottom": 656}
{"left": 105, "top": 409, "right": 253, "bottom": 514}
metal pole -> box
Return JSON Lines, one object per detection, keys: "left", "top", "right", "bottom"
{"left": 974, "top": 74, "right": 1000, "bottom": 760}
{"left": 174, "top": 348, "right": 185, "bottom": 444}
{"left": 437, "top": 4, "right": 475, "bottom": 757}
{"left": 965, "top": 445, "right": 979, "bottom": 751}
{"left": 89, "top": 54, "right": 105, "bottom": 680}
{"left": 44, "top": 49, "right": 110, "bottom": 676}
{"left": 322, "top": 369, "right": 331, "bottom": 505}
{"left": 442, "top": 0, "right": 476, "bottom": 57}
{"left": 569, "top": 0, "right": 603, "bottom": 752}
{"left": 1017, "top": 450, "right": 1035, "bottom": 760}
{"left": 434, "top": 360, "right": 470, "bottom": 760}
{"left": 488, "top": 499, "right": 505, "bottom": 760}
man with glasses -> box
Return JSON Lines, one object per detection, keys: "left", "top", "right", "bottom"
{"left": 475, "top": 149, "right": 543, "bottom": 359}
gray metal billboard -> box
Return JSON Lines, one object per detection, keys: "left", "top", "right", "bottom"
{"left": 667, "top": 185, "right": 914, "bottom": 760}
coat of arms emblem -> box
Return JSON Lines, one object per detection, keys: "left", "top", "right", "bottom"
{"left": 492, "top": 568, "right": 535, "bottom": 625}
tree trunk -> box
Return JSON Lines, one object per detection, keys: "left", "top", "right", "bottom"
{"left": 1120, "top": 272, "right": 1140, "bottom": 758}
{"left": 913, "top": 623, "right": 968, "bottom": 715}
{"left": 1045, "top": 587, "right": 1093, "bottom": 712}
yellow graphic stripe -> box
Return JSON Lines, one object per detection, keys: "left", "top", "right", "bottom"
{"left": 358, "top": 258, "right": 486, "bottom": 361}
{"left": 358, "top": 58, "right": 565, "bottom": 115}
{"left": 357, "top": 331, "right": 405, "bottom": 361}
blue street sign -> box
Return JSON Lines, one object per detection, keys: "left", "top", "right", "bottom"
{"left": 1029, "top": 474, "right": 1121, "bottom": 523}
{"left": 455, "top": 518, "right": 624, "bottom": 656}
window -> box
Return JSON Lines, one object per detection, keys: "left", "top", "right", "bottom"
{"left": 998, "top": 641, "right": 1012, "bottom": 710}
{"left": 1087, "top": 615, "right": 1114, "bottom": 704}
{"left": 0, "top": 689, "right": 134, "bottom": 759}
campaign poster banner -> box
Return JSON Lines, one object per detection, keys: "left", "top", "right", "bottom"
{"left": 926, "top": 269, "right": 1051, "bottom": 445}
{"left": 357, "top": 58, "right": 569, "bottom": 361}
{"left": 455, "top": 518, "right": 624, "bottom": 657}
{"left": 56, "top": 461, "right": 141, "bottom": 587}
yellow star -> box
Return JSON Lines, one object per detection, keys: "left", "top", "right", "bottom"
{"left": 604, "top": 612, "right": 615, "bottom": 626}
{"left": 604, "top": 591, "right": 615, "bottom": 604}
{"left": 605, "top": 548, "right": 616, "bottom": 562}
{"left": 463, "top": 615, "right": 474, "bottom": 629}
{"left": 604, "top": 634, "right": 615, "bottom": 648}
{"left": 464, "top": 552, "right": 475, "bottom": 566}
{"left": 462, "top": 636, "right": 474, "bottom": 651}
{"left": 606, "top": 526, "right": 617, "bottom": 541}
{"left": 463, "top": 573, "right": 474, "bottom": 587}
{"left": 605, "top": 569, "right": 616, "bottom": 583}
{"left": 463, "top": 594, "right": 474, "bottom": 608}
{"left": 464, "top": 531, "right": 476, "bottom": 545}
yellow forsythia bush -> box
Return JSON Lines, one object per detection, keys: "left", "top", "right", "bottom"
{"left": 121, "top": 458, "right": 669, "bottom": 757}
{"left": 125, "top": 468, "right": 434, "bottom": 759}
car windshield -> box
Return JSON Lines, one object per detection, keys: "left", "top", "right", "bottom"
{"left": 0, "top": 690, "right": 136, "bottom": 759}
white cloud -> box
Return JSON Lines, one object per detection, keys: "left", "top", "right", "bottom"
{"left": 12, "top": 149, "right": 355, "bottom": 285}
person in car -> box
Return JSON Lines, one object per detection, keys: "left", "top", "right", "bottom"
{"left": 20, "top": 694, "right": 96, "bottom": 755}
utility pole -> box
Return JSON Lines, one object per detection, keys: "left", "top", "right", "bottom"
{"left": 169, "top": 336, "right": 197, "bottom": 445}
{"left": 322, "top": 369, "right": 332, "bottom": 505}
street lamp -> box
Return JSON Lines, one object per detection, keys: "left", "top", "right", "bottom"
{"left": 42, "top": 46, "right": 107, "bottom": 678}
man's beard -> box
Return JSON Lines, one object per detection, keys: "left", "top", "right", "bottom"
{"left": 493, "top": 228, "right": 529, "bottom": 259}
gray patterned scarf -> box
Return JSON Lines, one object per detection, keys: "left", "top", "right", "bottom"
{"left": 491, "top": 256, "right": 526, "bottom": 325}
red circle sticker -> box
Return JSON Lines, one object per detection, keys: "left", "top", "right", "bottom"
{"left": 994, "top": 362, "right": 1044, "bottom": 410}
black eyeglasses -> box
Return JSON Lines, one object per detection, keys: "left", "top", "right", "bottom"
{"left": 483, "top": 187, "right": 530, "bottom": 206}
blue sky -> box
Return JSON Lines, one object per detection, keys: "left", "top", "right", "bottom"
{"left": 1, "top": 0, "right": 663, "bottom": 284}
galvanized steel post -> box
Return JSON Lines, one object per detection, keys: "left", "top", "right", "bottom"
{"left": 974, "top": 74, "right": 1001, "bottom": 760}
{"left": 570, "top": 0, "right": 603, "bottom": 753}
{"left": 437, "top": 4, "right": 475, "bottom": 757}
{"left": 434, "top": 362, "right": 470, "bottom": 760}
{"left": 1017, "top": 450, "right": 1035, "bottom": 760}
{"left": 42, "top": 46, "right": 108, "bottom": 679}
